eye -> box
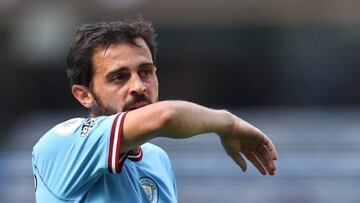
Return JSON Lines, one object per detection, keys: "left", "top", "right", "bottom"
{"left": 140, "top": 67, "right": 154, "bottom": 77}
{"left": 143, "top": 69, "right": 152, "bottom": 75}
{"left": 111, "top": 72, "right": 129, "bottom": 82}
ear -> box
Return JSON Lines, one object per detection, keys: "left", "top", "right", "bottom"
{"left": 71, "top": 84, "right": 94, "bottom": 108}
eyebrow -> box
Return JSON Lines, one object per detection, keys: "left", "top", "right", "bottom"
{"left": 138, "top": 62, "right": 156, "bottom": 70}
{"left": 105, "top": 62, "right": 155, "bottom": 80}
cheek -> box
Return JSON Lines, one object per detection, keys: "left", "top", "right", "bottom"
{"left": 113, "top": 89, "right": 128, "bottom": 104}
{"left": 112, "top": 89, "right": 124, "bottom": 99}
{"left": 99, "top": 87, "right": 125, "bottom": 106}
{"left": 148, "top": 79, "right": 159, "bottom": 100}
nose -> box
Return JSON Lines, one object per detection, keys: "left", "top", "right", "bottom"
{"left": 129, "top": 74, "right": 146, "bottom": 95}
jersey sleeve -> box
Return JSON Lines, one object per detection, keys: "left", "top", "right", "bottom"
{"left": 32, "top": 112, "right": 128, "bottom": 201}
{"left": 107, "top": 112, "right": 129, "bottom": 173}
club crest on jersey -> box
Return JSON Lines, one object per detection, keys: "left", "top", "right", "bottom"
{"left": 80, "top": 118, "right": 96, "bottom": 137}
{"left": 140, "top": 177, "right": 158, "bottom": 203}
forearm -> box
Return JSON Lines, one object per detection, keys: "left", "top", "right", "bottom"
{"left": 160, "top": 101, "right": 234, "bottom": 138}
{"left": 122, "top": 100, "right": 234, "bottom": 152}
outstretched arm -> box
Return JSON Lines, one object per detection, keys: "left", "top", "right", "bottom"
{"left": 122, "top": 100, "right": 277, "bottom": 175}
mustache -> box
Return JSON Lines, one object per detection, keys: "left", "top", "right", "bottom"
{"left": 123, "top": 94, "right": 152, "bottom": 111}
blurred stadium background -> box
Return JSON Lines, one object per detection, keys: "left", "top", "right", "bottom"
{"left": 1, "top": 0, "right": 360, "bottom": 202}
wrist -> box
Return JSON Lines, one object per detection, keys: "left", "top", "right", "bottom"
{"left": 215, "top": 109, "right": 236, "bottom": 137}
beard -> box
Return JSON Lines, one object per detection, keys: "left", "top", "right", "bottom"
{"left": 90, "top": 92, "right": 117, "bottom": 116}
{"left": 90, "top": 91, "right": 155, "bottom": 117}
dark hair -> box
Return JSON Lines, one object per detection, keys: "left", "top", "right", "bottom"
{"left": 66, "top": 18, "right": 158, "bottom": 87}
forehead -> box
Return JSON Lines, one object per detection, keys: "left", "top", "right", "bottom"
{"left": 91, "top": 37, "right": 153, "bottom": 73}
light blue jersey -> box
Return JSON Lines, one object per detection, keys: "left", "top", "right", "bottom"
{"left": 32, "top": 113, "right": 178, "bottom": 203}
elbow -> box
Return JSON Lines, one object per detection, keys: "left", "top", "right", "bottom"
{"left": 156, "top": 102, "right": 177, "bottom": 135}
{"left": 160, "top": 104, "right": 176, "bottom": 128}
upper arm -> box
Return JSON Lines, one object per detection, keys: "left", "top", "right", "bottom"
{"left": 122, "top": 102, "right": 173, "bottom": 152}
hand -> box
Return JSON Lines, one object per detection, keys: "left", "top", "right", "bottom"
{"left": 219, "top": 117, "right": 277, "bottom": 175}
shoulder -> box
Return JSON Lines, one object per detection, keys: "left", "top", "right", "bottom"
{"left": 33, "top": 117, "right": 84, "bottom": 152}
{"left": 46, "top": 115, "right": 117, "bottom": 138}
{"left": 52, "top": 118, "right": 85, "bottom": 136}
{"left": 32, "top": 115, "right": 116, "bottom": 153}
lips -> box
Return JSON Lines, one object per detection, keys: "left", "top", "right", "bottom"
{"left": 126, "top": 101, "right": 150, "bottom": 111}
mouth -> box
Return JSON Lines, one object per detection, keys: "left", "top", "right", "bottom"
{"left": 126, "top": 101, "right": 150, "bottom": 111}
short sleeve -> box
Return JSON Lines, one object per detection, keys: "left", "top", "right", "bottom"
{"left": 32, "top": 112, "right": 128, "bottom": 200}
{"left": 107, "top": 112, "right": 129, "bottom": 173}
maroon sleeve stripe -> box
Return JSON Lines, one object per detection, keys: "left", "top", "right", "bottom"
{"left": 108, "top": 114, "right": 120, "bottom": 173}
{"left": 128, "top": 148, "right": 143, "bottom": 162}
{"left": 108, "top": 112, "right": 128, "bottom": 173}
{"left": 115, "top": 112, "right": 128, "bottom": 173}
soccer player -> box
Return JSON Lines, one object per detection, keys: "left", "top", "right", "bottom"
{"left": 32, "top": 18, "right": 277, "bottom": 203}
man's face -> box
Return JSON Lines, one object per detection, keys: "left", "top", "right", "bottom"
{"left": 89, "top": 37, "right": 159, "bottom": 116}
